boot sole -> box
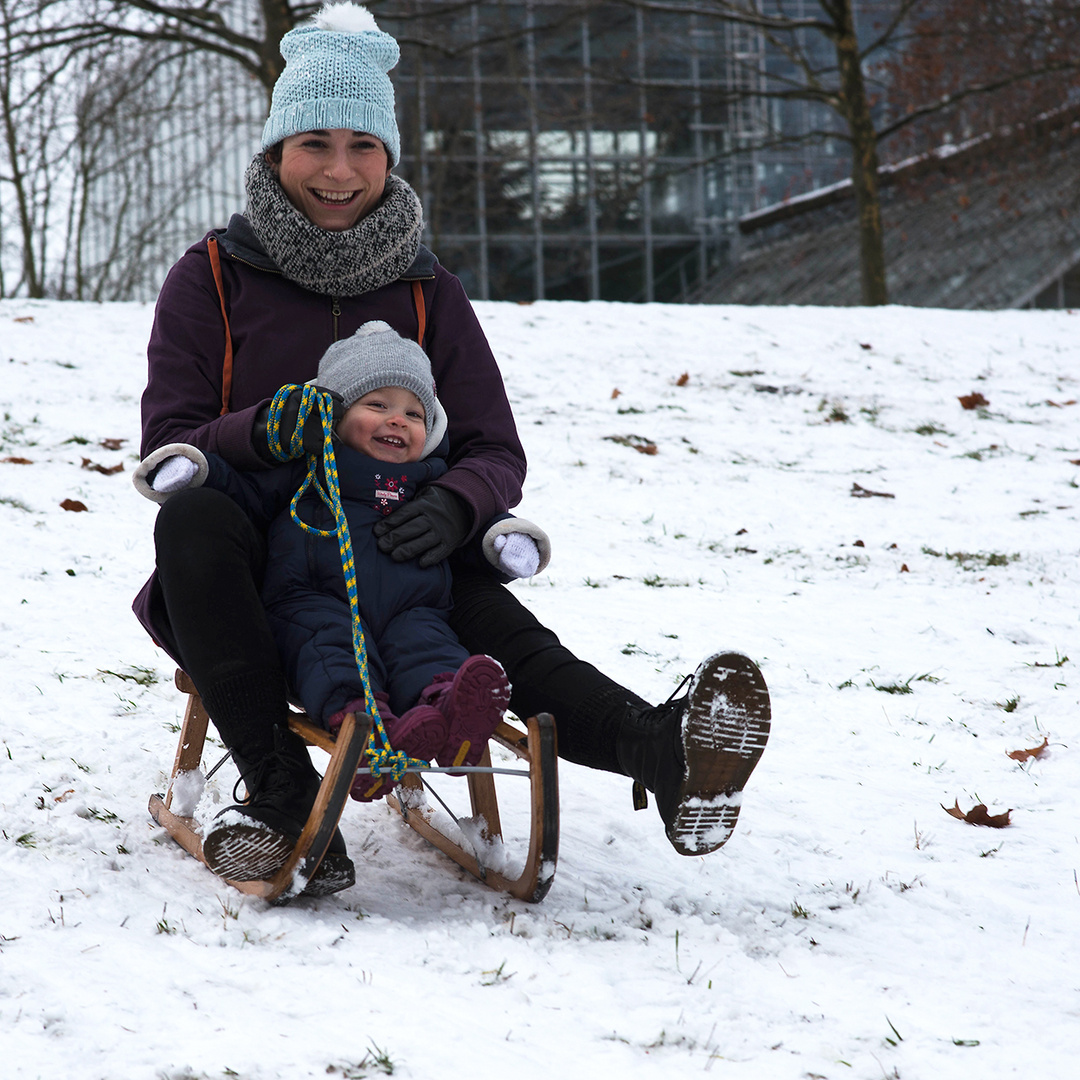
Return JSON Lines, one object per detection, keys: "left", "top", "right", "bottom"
{"left": 667, "top": 651, "right": 771, "bottom": 856}
{"left": 438, "top": 656, "right": 511, "bottom": 770}
{"left": 203, "top": 812, "right": 356, "bottom": 898}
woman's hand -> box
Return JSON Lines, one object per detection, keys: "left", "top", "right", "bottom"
{"left": 374, "top": 486, "right": 472, "bottom": 567}
{"left": 132, "top": 443, "right": 209, "bottom": 504}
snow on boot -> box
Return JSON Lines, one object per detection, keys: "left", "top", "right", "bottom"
{"left": 616, "top": 651, "right": 771, "bottom": 856}
{"left": 202, "top": 726, "right": 355, "bottom": 896}
{"left": 420, "top": 655, "right": 511, "bottom": 770}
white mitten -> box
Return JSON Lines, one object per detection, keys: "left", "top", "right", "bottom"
{"left": 493, "top": 532, "right": 540, "bottom": 579}
{"left": 152, "top": 455, "right": 200, "bottom": 493}
{"left": 132, "top": 442, "right": 208, "bottom": 504}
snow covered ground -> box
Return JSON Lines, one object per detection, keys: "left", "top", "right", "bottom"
{"left": 1, "top": 298, "right": 1078, "bottom": 1080}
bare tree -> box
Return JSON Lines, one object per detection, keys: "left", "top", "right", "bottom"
{"left": 621, "top": 0, "right": 1080, "bottom": 304}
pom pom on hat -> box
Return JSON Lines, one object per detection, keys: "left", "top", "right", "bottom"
{"left": 262, "top": 3, "right": 401, "bottom": 165}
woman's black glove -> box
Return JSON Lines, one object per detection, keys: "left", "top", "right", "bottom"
{"left": 252, "top": 386, "right": 344, "bottom": 464}
{"left": 374, "top": 485, "right": 472, "bottom": 567}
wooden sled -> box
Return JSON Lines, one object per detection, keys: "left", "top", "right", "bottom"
{"left": 149, "top": 670, "right": 559, "bottom": 904}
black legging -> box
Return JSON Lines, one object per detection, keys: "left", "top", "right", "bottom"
{"left": 151, "top": 485, "right": 644, "bottom": 772}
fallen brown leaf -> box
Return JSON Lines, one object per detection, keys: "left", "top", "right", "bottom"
{"left": 958, "top": 392, "right": 989, "bottom": 410}
{"left": 851, "top": 482, "right": 895, "bottom": 499}
{"left": 676, "top": 372, "right": 690, "bottom": 386}
{"left": 605, "top": 434, "right": 658, "bottom": 455}
{"left": 1007, "top": 737, "right": 1049, "bottom": 762}
{"left": 2, "top": 456, "right": 32, "bottom": 464}
{"left": 942, "top": 800, "right": 1011, "bottom": 827}
{"left": 80, "top": 457, "right": 124, "bottom": 476}
{"left": 611, "top": 388, "right": 621, "bottom": 399}
{"left": 859, "top": 342, "right": 872, "bottom": 350}
{"left": 900, "top": 563, "right": 910, "bottom": 572}
{"left": 99, "top": 437, "right": 127, "bottom": 451}
{"left": 60, "top": 498, "right": 88, "bottom": 512}
{"left": 13, "top": 315, "right": 34, "bottom": 324}
{"left": 1046, "top": 400, "right": 1077, "bottom": 408}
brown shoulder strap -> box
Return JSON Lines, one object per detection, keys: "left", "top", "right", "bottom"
{"left": 207, "top": 235, "right": 234, "bottom": 416}
{"left": 411, "top": 279, "right": 427, "bottom": 346}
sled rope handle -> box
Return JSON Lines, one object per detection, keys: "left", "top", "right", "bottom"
{"left": 266, "top": 384, "right": 429, "bottom": 785}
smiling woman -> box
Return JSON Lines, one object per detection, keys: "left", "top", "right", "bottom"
{"left": 132, "top": 2, "right": 771, "bottom": 899}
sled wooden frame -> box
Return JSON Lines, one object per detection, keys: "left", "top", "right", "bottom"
{"left": 149, "top": 670, "right": 560, "bottom": 904}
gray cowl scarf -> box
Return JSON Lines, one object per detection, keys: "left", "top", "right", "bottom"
{"left": 243, "top": 153, "right": 423, "bottom": 296}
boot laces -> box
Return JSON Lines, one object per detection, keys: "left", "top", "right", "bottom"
{"left": 641, "top": 671, "right": 692, "bottom": 725}
{"left": 231, "top": 747, "right": 305, "bottom": 806}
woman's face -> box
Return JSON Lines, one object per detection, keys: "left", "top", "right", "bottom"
{"left": 273, "top": 129, "right": 391, "bottom": 231}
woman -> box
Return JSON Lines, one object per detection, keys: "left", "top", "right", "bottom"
{"left": 134, "top": 4, "right": 770, "bottom": 897}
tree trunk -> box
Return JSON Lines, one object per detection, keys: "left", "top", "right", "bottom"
{"left": 832, "top": 0, "right": 887, "bottom": 306}
{"left": 256, "top": 0, "right": 298, "bottom": 104}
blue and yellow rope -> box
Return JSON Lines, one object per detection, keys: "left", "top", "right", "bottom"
{"left": 267, "top": 385, "right": 429, "bottom": 789}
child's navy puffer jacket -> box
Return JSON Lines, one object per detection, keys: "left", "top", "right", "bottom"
{"left": 201, "top": 445, "right": 471, "bottom": 721}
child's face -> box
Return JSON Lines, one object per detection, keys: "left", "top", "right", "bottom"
{"left": 336, "top": 386, "right": 427, "bottom": 462}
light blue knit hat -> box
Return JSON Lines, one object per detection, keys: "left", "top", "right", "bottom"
{"left": 262, "top": 3, "right": 401, "bottom": 165}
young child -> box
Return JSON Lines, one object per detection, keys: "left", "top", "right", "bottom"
{"left": 135, "top": 321, "right": 550, "bottom": 801}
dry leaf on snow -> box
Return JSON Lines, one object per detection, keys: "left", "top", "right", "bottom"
{"left": 958, "top": 392, "right": 989, "bottom": 410}
{"left": 676, "top": 372, "right": 690, "bottom": 386}
{"left": 60, "top": 498, "right": 88, "bottom": 512}
{"left": 81, "top": 458, "right": 124, "bottom": 476}
{"left": 942, "top": 800, "right": 1011, "bottom": 827}
{"left": 2, "top": 456, "right": 32, "bottom": 464}
{"left": 851, "top": 482, "right": 895, "bottom": 499}
{"left": 1007, "top": 737, "right": 1049, "bottom": 762}
{"left": 99, "top": 438, "right": 126, "bottom": 451}
{"left": 605, "top": 434, "right": 658, "bottom": 455}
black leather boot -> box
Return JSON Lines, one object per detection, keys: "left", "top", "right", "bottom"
{"left": 616, "top": 651, "right": 771, "bottom": 856}
{"left": 202, "top": 726, "right": 355, "bottom": 897}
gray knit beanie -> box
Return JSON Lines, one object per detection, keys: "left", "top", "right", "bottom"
{"left": 317, "top": 321, "right": 447, "bottom": 457}
{"left": 262, "top": 4, "right": 401, "bottom": 165}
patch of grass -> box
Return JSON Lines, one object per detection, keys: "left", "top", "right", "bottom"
{"left": 790, "top": 900, "right": 811, "bottom": 919}
{"left": 85, "top": 807, "right": 119, "bottom": 823}
{"left": 1030, "top": 651, "right": 1069, "bottom": 669}
{"left": 97, "top": 665, "right": 160, "bottom": 686}
{"left": 996, "top": 695, "right": 1020, "bottom": 713}
{"left": 15, "top": 832, "right": 37, "bottom": 848}
{"left": 480, "top": 959, "right": 515, "bottom": 986}
{"left": 62, "top": 435, "right": 91, "bottom": 445}
{"left": 0, "top": 496, "right": 32, "bottom": 512}
{"left": 922, "top": 546, "right": 1014, "bottom": 569}
{"left": 913, "top": 422, "right": 951, "bottom": 436}
{"left": 870, "top": 679, "right": 914, "bottom": 695}
{"left": 818, "top": 399, "right": 850, "bottom": 423}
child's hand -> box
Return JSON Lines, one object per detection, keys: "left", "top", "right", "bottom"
{"left": 493, "top": 532, "right": 540, "bottom": 578}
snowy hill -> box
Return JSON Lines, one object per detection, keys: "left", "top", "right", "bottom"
{"left": 1, "top": 298, "right": 1078, "bottom": 1079}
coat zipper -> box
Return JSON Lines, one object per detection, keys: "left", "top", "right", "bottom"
{"left": 331, "top": 296, "right": 341, "bottom": 341}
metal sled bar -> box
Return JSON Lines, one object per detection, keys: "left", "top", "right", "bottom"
{"left": 386, "top": 713, "right": 559, "bottom": 903}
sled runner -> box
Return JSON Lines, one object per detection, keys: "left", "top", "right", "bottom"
{"left": 149, "top": 670, "right": 559, "bottom": 904}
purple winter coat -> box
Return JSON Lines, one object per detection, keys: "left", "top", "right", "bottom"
{"left": 133, "top": 214, "right": 526, "bottom": 646}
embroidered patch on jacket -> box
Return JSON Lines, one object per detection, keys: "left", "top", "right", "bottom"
{"left": 374, "top": 475, "right": 408, "bottom": 515}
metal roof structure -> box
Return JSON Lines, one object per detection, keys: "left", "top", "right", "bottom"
{"left": 696, "top": 112, "right": 1080, "bottom": 309}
